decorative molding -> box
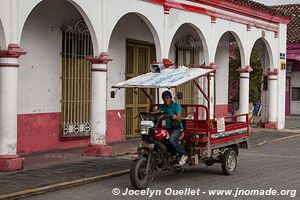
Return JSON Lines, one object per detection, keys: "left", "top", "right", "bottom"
{"left": 63, "top": 123, "right": 91, "bottom": 137}
{"left": 211, "top": 15, "right": 217, "bottom": 23}
{"left": 91, "top": 68, "right": 108, "bottom": 72}
{"left": 200, "top": 62, "right": 217, "bottom": 70}
{"left": 184, "top": 0, "right": 289, "bottom": 24}
{"left": 163, "top": 2, "right": 172, "bottom": 14}
{"left": 0, "top": 63, "right": 19, "bottom": 67}
{"left": 146, "top": 0, "right": 281, "bottom": 33}
{"left": 0, "top": 44, "right": 26, "bottom": 58}
{"left": 267, "top": 68, "right": 278, "bottom": 76}
{"left": 176, "top": 34, "right": 202, "bottom": 51}
{"left": 237, "top": 66, "right": 253, "bottom": 73}
{"left": 240, "top": 76, "right": 250, "bottom": 79}
{"left": 62, "top": 20, "right": 89, "bottom": 34}
{"left": 274, "top": 31, "right": 279, "bottom": 38}
{"left": 247, "top": 24, "right": 251, "bottom": 31}
{"left": 86, "top": 52, "right": 113, "bottom": 65}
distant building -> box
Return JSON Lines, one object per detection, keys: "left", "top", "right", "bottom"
{"left": 273, "top": 4, "right": 300, "bottom": 115}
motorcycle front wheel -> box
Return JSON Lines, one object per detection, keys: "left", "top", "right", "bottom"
{"left": 130, "top": 157, "right": 153, "bottom": 189}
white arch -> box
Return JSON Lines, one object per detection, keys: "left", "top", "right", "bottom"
{"left": 107, "top": 12, "right": 162, "bottom": 61}
{"left": 167, "top": 22, "right": 209, "bottom": 65}
{"left": 249, "top": 37, "right": 274, "bottom": 69}
{"left": 214, "top": 31, "right": 246, "bottom": 68}
{"left": 18, "top": 0, "right": 99, "bottom": 55}
{"left": 0, "top": 18, "right": 6, "bottom": 49}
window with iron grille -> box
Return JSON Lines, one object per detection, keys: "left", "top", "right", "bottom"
{"left": 61, "top": 20, "right": 93, "bottom": 137}
{"left": 175, "top": 34, "right": 202, "bottom": 105}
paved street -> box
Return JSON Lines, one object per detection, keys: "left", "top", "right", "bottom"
{"left": 24, "top": 136, "right": 300, "bottom": 200}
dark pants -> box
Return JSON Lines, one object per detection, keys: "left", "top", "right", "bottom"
{"left": 169, "top": 129, "right": 186, "bottom": 156}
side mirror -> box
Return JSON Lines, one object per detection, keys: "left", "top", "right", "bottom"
{"left": 111, "top": 91, "right": 116, "bottom": 98}
{"left": 176, "top": 92, "right": 183, "bottom": 100}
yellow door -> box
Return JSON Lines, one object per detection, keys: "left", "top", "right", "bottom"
{"left": 125, "top": 42, "right": 154, "bottom": 137}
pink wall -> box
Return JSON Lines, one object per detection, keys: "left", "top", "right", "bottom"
{"left": 106, "top": 110, "right": 125, "bottom": 143}
{"left": 17, "top": 110, "right": 125, "bottom": 154}
{"left": 285, "top": 77, "right": 291, "bottom": 115}
{"left": 215, "top": 104, "right": 229, "bottom": 118}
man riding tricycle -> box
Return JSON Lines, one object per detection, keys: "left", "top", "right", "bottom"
{"left": 112, "top": 63, "right": 249, "bottom": 190}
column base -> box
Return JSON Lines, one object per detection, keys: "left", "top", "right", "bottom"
{"left": 0, "top": 156, "right": 24, "bottom": 172}
{"left": 84, "top": 144, "right": 112, "bottom": 157}
{"left": 264, "top": 122, "right": 278, "bottom": 129}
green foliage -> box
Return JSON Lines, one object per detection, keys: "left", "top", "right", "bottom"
{"left": 249, "top": 50, "right": 262, "bottom": 103}
{"left": 229, "top": 45, "right": 262, "bottom": 103}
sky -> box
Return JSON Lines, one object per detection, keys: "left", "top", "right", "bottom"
{"left": 254, "top": 0, "right": 300, "bottom": 5}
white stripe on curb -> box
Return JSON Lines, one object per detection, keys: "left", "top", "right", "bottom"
{"left": 256, "top": 133, "right": 300, "bottom": 146}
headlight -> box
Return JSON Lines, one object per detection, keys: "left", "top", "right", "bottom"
{"left": 140, "top": 128, "right": 149, "bottom": 135}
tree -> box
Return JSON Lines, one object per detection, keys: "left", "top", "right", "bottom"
{"left": 249, "top": 50, "right": 262, "bottom": 103}
{"left": 229, "top": 45, "right": 262, "bottom": 104}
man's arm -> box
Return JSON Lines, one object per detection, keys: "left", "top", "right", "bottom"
{"left": 172, "top": 104, "right": 181, "bottom": 122}
{"left": 172, "top": 112, "right": 181, "bottom": 122}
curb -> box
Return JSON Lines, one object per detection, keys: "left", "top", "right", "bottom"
{"left": 0, "top": 169, "right": 130, "bottom": 200}
{"left": 256, "top": 133, "right": 300, "bottom": 146}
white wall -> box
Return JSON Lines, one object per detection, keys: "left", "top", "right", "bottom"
{"left": 277, "top": 24, "right": 287, "bottom": 129}
{"left": 18, "top": 0, "right": 83, "bottom": 114}
{"left": 107, "top": 13, "right": 155, "bottom": 110}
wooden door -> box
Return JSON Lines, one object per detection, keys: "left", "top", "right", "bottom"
{"left": 125, "top": 42, "right": 154, "bottom": 137}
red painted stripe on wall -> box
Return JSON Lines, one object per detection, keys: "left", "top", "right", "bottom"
{"left": 17, "top": 113, "right": 89, "bottom": 154}
{"left": 106, "top": 110, "right": 125, "bottom": 144}
{"left": 17, "top": 110, "right": 125, "bottom": 154}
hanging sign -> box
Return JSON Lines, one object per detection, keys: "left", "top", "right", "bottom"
{"left": 280, "top": 53, "right": 286, "bottom": 59}
{"left": 217, "top": 118, "right": 225, "bottom": 133}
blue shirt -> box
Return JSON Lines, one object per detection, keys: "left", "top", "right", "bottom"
{"left": 160, "top": 101, "right": 183, "bottom": 129}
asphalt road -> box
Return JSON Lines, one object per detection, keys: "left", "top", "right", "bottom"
{"left": 25, "top": 136, "right": 300, "bottom": 200}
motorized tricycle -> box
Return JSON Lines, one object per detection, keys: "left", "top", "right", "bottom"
{"left": 112, "top": 64, "right": 249, "bottom": 190}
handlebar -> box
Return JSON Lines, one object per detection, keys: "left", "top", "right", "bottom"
{"left": 137, "top": 111, "right": 178, "bottom": 130}
{"left": 136, "top": 111, "right": 172, "bottom": 119}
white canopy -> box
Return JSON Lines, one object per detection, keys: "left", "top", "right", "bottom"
{"left": 112, "top": 66, "right": 214, "bottom": 89}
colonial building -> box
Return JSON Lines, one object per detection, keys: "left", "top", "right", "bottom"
{"left": 273, "top": 4, "right": 300, "bottom": 115}
{"left": 0, "top": 0, "right": 288, "bottom": 171}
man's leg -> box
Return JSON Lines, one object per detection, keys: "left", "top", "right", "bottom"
{"left": 169, "top": 129, "right": 186, "bottom": 155}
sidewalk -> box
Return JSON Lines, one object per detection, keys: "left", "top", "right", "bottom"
{"left": 1, "top": 129, "right": 300, "bottom": 199}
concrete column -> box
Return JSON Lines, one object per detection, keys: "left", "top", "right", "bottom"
{"left": 199, "top": 63, "right": 216, "bottom": 119}
{"left": 84, "top": 52, "right": 113, "bottom": 157}
{"left": 157, "top": 3, "right": 172, "bottom": 104}
{"left": 265, "top": 69, "right": 278, "bottom": 129}
{"left": 209, "top": 16, "right": 217, "bottom": 119}
{"left": 237, "top": 66, "right": 253, "bottom": 122}
{"left": 209, "top": 63, "right": 217, "bottom": 119}
{"left": 0, "top": 44, "right": 26, "bottom": 172}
